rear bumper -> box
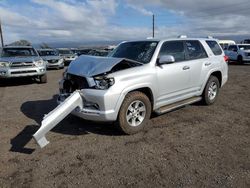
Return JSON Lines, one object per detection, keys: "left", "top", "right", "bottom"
{"left": 0, "top": 67, "right": 46, "bottom": 78}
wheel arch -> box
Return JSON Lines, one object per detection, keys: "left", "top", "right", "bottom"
{"left": 210, "top": 71, "right": 222, "bottom": 87}
{"left": 128, "top": 87, "right": 154, "bottom": 109}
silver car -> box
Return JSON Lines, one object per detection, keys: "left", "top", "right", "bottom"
{"left": 33, "top": 37, "right": 228, "bottom": 148}
{"left": 57, "top": 48, "right": 78, "bottom": 66}
{"left": 37, "top": 49, "right": 64, "bottom": 69}
{"left": 0, "top": 46, "right": 47, "bottom": 83}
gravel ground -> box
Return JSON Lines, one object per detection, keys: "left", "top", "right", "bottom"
{"left": 0, "top": 64, "right": 249, "bottom": 188}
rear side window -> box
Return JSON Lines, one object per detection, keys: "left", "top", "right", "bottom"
{"left": 185, "top": 40, "right": 208, "bottom": 60}
{"left": 159, "top": 41, "right": 185, "bottom": 62}
{"left": 206, "top": 41, "right": 222, "bottom": 55}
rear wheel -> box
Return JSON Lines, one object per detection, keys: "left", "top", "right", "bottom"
{"left": 118, "top": 91, "right": 151, "bottom": 134}
{"left": 202, "top": 76, "right": 220, "bottom": 105}
{"left": 237, "top": 55, "right": 244, "bottom": 64}
{"left": 39, "top": 74, "right": 47, "bottom": 84}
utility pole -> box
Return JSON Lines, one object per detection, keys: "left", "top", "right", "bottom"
{"left": 152, "top": 14, "right": 155, "bottom": 38}
{"left": 0, "top": 19, "right": 4, "bottom": 47}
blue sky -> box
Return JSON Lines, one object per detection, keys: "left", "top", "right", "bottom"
{"left": 0, "top": 0, "right": 250, "bottom": 45}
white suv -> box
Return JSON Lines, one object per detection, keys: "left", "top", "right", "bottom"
{"left": 225, "top": 44, "right": 250, "bottom": 64}
{"left": 33, "top": 37, "right": 228, "bottom": 148}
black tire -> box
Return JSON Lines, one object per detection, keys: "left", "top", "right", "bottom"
{"left": 39, "top": 74, "right": 47, "bottom": 84}
{"left": 237, "top": 55, "right": 244, "bottom": 64}
{"left": 118, "top": 91, "right": 152, "bottom": 135}
{"left": 202, "top": 75, "right": 220, "bottom": 105}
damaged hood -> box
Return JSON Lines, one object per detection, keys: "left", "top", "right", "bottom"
{"left": 67, "top": 55, "right": 141, "bottom": 77}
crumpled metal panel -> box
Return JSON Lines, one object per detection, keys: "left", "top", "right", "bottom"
{"left": 33, "top": 90, "right": 83, "bottom": 148}
{"left": 67, "top": 55, "right": 124, "bottom": 77}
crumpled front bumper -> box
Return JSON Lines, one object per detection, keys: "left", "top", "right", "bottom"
{"left": 33, "top": 90, "right": 83, "bottom": 148}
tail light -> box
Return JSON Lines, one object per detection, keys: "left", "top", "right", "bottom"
{"left": 224, "top": 55, "right": 229, "bottom": 62}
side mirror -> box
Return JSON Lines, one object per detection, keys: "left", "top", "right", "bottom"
{"left": 158, "top": 55, "right": 175, "bottom": 65}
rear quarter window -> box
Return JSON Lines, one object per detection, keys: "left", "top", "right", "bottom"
{"left": 206, "top": 41, "right": 223, "bottom": 55}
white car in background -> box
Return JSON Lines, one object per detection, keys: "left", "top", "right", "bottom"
{"left": 225, "top": 44, "right": 250, "bottom": 64}
{"left": 219, "top": 40, "right": 236, "bottom": 50}
{"left": 57, "top": 48, "right": 78, "bottom": 66}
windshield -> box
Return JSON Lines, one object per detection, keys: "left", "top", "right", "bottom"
{"left": 1, "top": 48, "right": 38, "bottom": 57}
{"left": 109, "top": 41, "right": 158, "bottom": 64}
{"left": 38, "top": 50, "right": 58, "bottom": 56}
{"left": 58, "top": 50, "right": 73, "bottom": 54}
{"left": 238, "top": 45, "right": 250, "bottom": 50}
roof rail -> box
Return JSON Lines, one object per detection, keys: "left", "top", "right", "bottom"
{"left": 178, "top": 35, "right": 187, "bottom": 38}
{"left": 207, "top": 36, "right": 214, "bottom": 39}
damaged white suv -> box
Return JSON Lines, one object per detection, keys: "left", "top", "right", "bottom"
{"left": 34, "top": 38, "right": 228, "bottom": 148}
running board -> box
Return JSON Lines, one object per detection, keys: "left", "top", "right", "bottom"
{"left": 33, "top": 90, "right": 83, "bottom": 148}
{"left": 155, "top": 96, "right": 202, "bottom": 115}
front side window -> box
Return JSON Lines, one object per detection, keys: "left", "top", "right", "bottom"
{"left": 185, "top": 40, "right": 207, "bottom": 60}
{"left": 159, "top": 41, "right": 185, "bottom": 62}
{"left": 1, "top": 48, "right": 38, "bottom": 57}
{"left": 228, "top": 45, "right": 237, "bottom": 51}
{"left": 206, "top": 41, "right": 223, "bottom": 55}
{"left": 238, "top": 45, "right": 250, "bottom": 50}
{"left": 110, "top": 41, "right": 158, "bottom": 64}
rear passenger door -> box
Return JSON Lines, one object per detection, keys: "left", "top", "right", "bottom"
{"left": 184, "top": 40, "right": 209, "bottom": 91}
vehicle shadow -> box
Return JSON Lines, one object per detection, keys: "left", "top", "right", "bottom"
{"left": 20, "top": 95, "right": 122, "bottom": 136}
{"left": 11, "top": 95, "right": 122, "bottom": 154}
{"left": 228, "top": 61, "right": 250, "bottom": 66}
{"left": 0, "top": 77, "right": 38, "bottom": 87}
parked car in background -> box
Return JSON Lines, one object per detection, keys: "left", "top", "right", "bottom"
{"left": 57, "top": 48, "right": 78, "bottom": 65}
{"left": 70, "top": 48, "right": 92, "bottom": 56}
{"left": 0, "top": 46, "right": 47, "bottom": 83}
{"left": 219, "top": 40, "right": 236, "bottom": 50}
{"left": 87, "top": 49, "right": 109, "bottom": 56}
{"left": 33, "top": 37, "right": 228, "bottom": 148}
{"left": 242, "top": 39, "right": 250, "bottom": 44}
{"left": 37, "top": 49, "right": 64, "bottom": 69}
{"left": 225, "top": 44, "right": 250, "bottom": 64}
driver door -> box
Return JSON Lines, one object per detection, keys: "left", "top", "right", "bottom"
{"left": 155, "top": 41, "right": 191, "bottom": 107}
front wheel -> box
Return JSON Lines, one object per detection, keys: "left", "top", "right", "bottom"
{"left": 118, "top": 91, "right": 151, "bottom": 134}
{"left": 202, "top": 76, "right": 220, "bottom": 105}
{"left": 237, "top": 55, "right": 244, "bottom": 64}
{"left": 39, "top": 74, "right": 47, "bottom": 84}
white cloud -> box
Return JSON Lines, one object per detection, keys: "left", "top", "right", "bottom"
{"left": 0, "top": 0, "right": 250, "bottom": 45}
{"left": 126, "top": 4, "right": 153, "bottom": 16}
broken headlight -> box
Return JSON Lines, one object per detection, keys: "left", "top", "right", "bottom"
{"left": 94, "top": 76, "right": 115, "bottom": 90}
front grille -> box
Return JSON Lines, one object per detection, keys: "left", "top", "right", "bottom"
{"left": 11, "top": 70, "right": 37, "bottom": 74}
{"left": 63, "top": 74, "right": 89, "bottom": 93}
{"left": 48, "top": 59, "right": 59, "bottom": 64}
{"left": 10, "top": 62, "right": 34, "bottom": 68}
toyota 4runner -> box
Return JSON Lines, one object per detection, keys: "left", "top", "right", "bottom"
{"left": 0, "top": 46, "right": 47, "bottom": 83}
{"left": 33, "top": 37, "right": 228, "bottom": 148}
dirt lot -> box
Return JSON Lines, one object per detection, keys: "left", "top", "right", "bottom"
{"left": 0, "top": 64, "right": 249, "bottom": 188}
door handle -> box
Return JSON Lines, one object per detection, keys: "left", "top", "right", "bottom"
{"left": 183, "top": 66, "right": 190, "bottom": 70}
{"left": 205, "top": 62, "right": 211, "bottom": 66}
